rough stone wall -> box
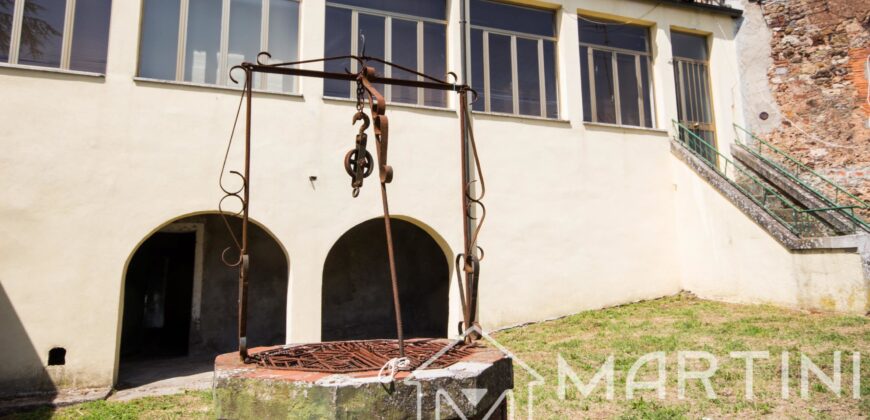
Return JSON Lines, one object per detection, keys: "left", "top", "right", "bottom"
{"left": 749, "top": 0, "right": 870, "bottom": 201}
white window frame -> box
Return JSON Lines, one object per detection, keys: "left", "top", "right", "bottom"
{"left": 4, "top": 0, "right": 85, "bottom": 71}
{"left": 472, "top": 24, "right": 557, "bottom": 118}
{"left": 579, "top": 20, "right": 656, "bottom": 128}
{"left": 139, "top": 0, "right": 300, "bottom": 92}
{"left": 325, "top": 1, "right": 447, "bottom": 107}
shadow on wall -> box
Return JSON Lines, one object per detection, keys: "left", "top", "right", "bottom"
{"left": 196, "top": 215, "right": 289, "bottom": 352}
{"left": 321, "top": 218, "right": 450, "bottom": 341}
{"left": 0, "top": 284, "right": 57, "bottom": 399}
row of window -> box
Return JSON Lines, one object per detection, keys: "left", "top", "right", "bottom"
{"left": 0, "top": 0, "right": 713, "bottom": 129}
{"left": 0, "top": 0, "right": 112, "bottom": 73}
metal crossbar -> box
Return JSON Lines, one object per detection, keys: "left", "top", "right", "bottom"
{"left": 673, "top": 120, "right": 838, "bottom": 237}
{"left": 733, "top": 124, "right": 870, "bottom": 232}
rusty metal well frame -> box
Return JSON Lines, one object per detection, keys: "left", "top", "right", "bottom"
{"left": 218, "top": 51, "right": 486, "bottom": 368}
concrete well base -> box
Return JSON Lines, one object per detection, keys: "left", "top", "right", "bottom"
{"left": 213, "top": 341, "right": 513, "bottom": 419}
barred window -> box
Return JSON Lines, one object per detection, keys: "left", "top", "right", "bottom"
{"left": 323, "top": 0, "right": 448, "bottom": 108}
{"left": 0, "top": 0, "right": 112, "bottom": 73}
{"left": 470, "top": 0, "right": 558, "bottom": 118}
{"left": 579, "top": 17, "right": 655, "bottom": 128}
{"left": 138, "top": 0, "right": 300, "bottom": 93}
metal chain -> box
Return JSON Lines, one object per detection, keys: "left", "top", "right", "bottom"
{"left": 356, "top": 79, "right": 365, "bottom": 113}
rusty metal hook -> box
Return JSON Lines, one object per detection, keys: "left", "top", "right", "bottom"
{"left": 352, "top": 111, "right": 370, "bottom": 132}
{"left": 256, "top": 51, "right": 272, "bottom": 65}
{"left": 344, "top": 110, "right": 374, "bottom": 196}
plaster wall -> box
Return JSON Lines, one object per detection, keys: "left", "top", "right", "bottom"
{"left": 0, "top": 0, "right": 807, "bottom": 396}
{"left": 671, "top": 155, "right": 868, "bottom": 314}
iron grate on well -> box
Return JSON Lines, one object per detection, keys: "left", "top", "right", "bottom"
{"left": 245, "top": 339, "right": 479, "bottom": 373}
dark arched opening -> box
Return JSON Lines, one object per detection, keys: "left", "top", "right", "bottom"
{"left": 321, "top": 218, "right": 449, "bottom": 341}
{"left": 118, "top": 214, "right": 288, "bottom": 388}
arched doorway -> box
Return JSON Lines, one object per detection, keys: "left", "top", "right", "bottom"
{"left": 118, "top": 213, "right": 288, "bottom": 388}
{"left": 321, "top": 218, "right": 450, "bottom": 341}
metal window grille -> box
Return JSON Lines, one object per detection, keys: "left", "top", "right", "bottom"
{"left": 673, "top": 53, "right": 717, "bottom": 165}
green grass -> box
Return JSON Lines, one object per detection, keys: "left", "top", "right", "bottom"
{"left": 493, "top": 294, "right": 869, "bottom": 419}
{"left": 3, "top": 295, "right": 867, "bottom": 419}
{"left": 1, "top": 392, "right": 213, "bottom": 420}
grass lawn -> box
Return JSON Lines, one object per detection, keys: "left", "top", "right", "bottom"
{"left": 4, "top": 294, "right": 868, "bottom": 419}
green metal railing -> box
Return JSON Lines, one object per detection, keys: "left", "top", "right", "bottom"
{"left": 673, "top": 120, "right": 840, "bottom": 237}
{"left": 733, "top": 124, "right": 870, "bottom": 232}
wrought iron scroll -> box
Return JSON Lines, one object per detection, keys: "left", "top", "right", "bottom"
{"left": 218, "top": 52, "right": 485, "bottom": 363}
{"left": 219, "top": 65, "right": 252, "bottom": 359}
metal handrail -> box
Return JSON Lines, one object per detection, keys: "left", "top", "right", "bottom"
{"left": 733, "top": 124, "right": 869, "bottom": 232}
{"left": 673, "top": 120, "right": 826, "bottom": 236}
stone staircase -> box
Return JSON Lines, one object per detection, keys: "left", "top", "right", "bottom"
{"left": 673, "top": 121, "right": 869, "bottom": 241}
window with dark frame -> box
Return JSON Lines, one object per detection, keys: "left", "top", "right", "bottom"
{"left": 470, "top": 0, "right": 559, "bottom": 119}
{"left": 579, "top": 16, "right": 655, "bottom": 128}
{"left": 323, "top": 0, "right": 448, "bottom": 108}
{"left": 672, "top": 30, "right": 716, "bottom": 163}
{"left": 0, "top": 0, "right": 112, "bottom": 73}
{"left": 138, "top": 0, "right": 300, "bottom": 94}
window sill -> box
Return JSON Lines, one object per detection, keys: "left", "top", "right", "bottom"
{"left": 472, "top": 110, "right": 569, "bottom": 124}
{"left": 583, "top": 121, "right": 668, "bottom": 135}
{"left": 0, "top": 62, "right": 104, "bottom": 78}
{"left": 133, "top": 77, "right": 304, "bottom": 98}
{"left": 322, "top": 95, "right": 455, "bottom": 114}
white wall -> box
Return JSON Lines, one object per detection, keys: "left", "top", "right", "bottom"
{"left": 671, "top": 154, "right": 868, "bottom": 313}
{"left": 6, "top": 0, "right": 857, "bottom": 396}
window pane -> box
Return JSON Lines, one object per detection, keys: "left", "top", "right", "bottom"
{"left": 390, "top": 18, "right": 417, "bottom": 104}
{"left": 488, "top": 33, "right": 512, "bottom": 114}
{"left": 641, "top": 57, "right": 653, "bottom": 127}
{"left": 227, "top": 0, "right": 261, "bottom": 88}
{"left": 358, "top": 13, "right": 385, "bottom": 94}
{"left": 698, "top": 64, "right": 712, "bottom": 123}
{"left": 19, "top": 0, "right": 66, "bottom": 68}
{"left": 471, "top": 28, "right": 484, "bottom": 111}
{"left": 580, "top": 46, "right": 591, "bottom": 122}
{"left": 423, "top": 22, "right": 446, "bottom": 107}
{"left": 671, "top": 31, "right": 707, "bottom": 61}
{"left": 0, "top": 0, "right": 14, "bottom": 62}
{"left": 617, "top": 54, "right": 639, "bottom": 126}
{"left": 70, "top": 0, "right": 111, "bottom": 73}
{"left": 266, "top": 0, "right": 299, "bottom": 93}
{"left": 471, "top": 0, "right": 553, "bottom": 37}
{"left": 543, "top": 40, "right": 558, "bottom": 119}
{"left": 579, "top": 17, "right": 648, "bottom": 53}
{"left": 184, "top": 0, "right": 221, "bottom": 84}
{"left": 324, "top": 6, "right": 352, "bottom": 97}
{"left": 139, "top": 0, "right": 179, "bottom": 80}
{"left": 592, "top": 50, "right": 616, "bottom": 124}
{"left": 674, "top": 62, "right": 684, "bottom": 122}
{"left": 516, "top": 37, "right": 540, "bottom": 117}
{"left": 329, "top": 0, "right": 446, "bottom": 21}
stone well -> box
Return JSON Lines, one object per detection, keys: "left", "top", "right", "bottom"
{"left": 213, "top": 340, "right": 513, "bottom": 419}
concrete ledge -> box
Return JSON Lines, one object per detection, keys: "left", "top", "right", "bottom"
{"left": 731, "top": 144, "right": 856, "bottom": 234}
{"left": 0, "top": 387, "right": 111, "bottom": 416}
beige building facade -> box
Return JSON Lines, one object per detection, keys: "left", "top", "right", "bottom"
{"left": 0, "top": 0, "right": 866, "bottom": 398}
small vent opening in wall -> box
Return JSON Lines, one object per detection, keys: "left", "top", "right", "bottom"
{"left": 48, "top": 348, "right": 66, "bottom": 366}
